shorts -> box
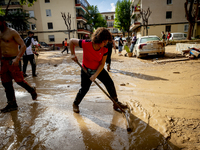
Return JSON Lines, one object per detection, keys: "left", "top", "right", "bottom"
{"left": 1, "top": 57, "right": 24, "bottom": 83}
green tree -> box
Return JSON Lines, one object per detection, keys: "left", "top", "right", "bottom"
{"left": 6, "top": 9, "right": 36, "bottom": 36}
{"left": 5, "top": 0, "right": 37, "bottom": 17}
{"left": 114, "top": 0, "right": 131, "bottom": 37}
{"left": 84, "top": 5, "right": 107, "bottom": 31}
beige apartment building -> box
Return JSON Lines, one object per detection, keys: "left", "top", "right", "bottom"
{"left": 101, "top": 12, "right": 122, "bottom": 37}
{"left": 130, "top": 0, "right": 200, "bottom": 38}
{"left": 1, "top": 0, "right": 92, "bottom": 46}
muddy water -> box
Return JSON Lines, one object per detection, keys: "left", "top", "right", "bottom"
{"left": 0, "top": 46, "right": 199, "bottom": 149}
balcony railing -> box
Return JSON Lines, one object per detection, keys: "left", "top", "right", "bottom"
{"left": 75, "top": 0, "right": 89, "bottom": 9}
{"left": 0, "top": 1, "right": 20, "bottom": 6}
{"left": 77, "top": 26, "right": 93, "bottom": 33}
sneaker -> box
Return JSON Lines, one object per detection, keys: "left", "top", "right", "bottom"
{"left": 0, "top": 103, "right": 18, "bottom": 113}
{"left": 118, "top": 53, "right": 123, "bottom": 56}
{"left": 31, "top": 87, "right": 37, "bottom": 100}
{"left": 113, "top": 101, "right": 128, "bottom": 111}
{"left": 73, "top": 103, "right": 80, "bottom": 113}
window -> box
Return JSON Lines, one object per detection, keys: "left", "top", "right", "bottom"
{"left": 166, "top": 25, "right": 171, "bottom": 32}
{"left": 45, "top": 0, "right": 50, "bottom": 3}
{"left": 46, "top": 9, "right": 51, "bottom": 16}
{"left": 167, "top": 0, "right": 172, "bottom": 5}
{"left": 166, "top": 11, "right": 172, "bottom": 19}
{"left": 29, "top": 10, "right": 34, "bottom": 17}
{"left": 49, "top": 35, "right": 54, "bottom": 42}
{"left": 31, "top": 24, "right": 36, "bottom": 30}
{"left": 47, "top": 22, "right": 53, "bottom": 29}
{"left": 184, "top": 24, "right": 189, "bottom": 32}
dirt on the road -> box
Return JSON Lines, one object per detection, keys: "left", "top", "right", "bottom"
{"left": 35, "top": 45, "right": 200, "bottom": 149}
{"left": 0, "top": 45, "right": 200, "bottom": 149}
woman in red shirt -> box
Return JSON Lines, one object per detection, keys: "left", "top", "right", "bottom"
{"left": 69, "top": 27, "right": 128, "bottom": 113}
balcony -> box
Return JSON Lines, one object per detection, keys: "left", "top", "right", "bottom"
{"left": 76, "top": 14, "right": 87, "bottom": 23}
{"left": 77, "top": 27, "right": 92, "bottom": 34}
{"left": 75, "top": 0, "right": 89, "bottom": 13}
{"left": 0, "top": 1, "right": 22, "bottom": 9}
{"left": 130, "top": 20, "right": 141, "bottom": 31}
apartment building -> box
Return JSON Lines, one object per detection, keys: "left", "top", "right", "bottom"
{"left": 0, "top": 0, "right": 92, "bottom": 46}
{"left": 130, "top": 0, "right": 200, "bottom": 38}
{"left": 101, "top": 12, "right": 122, "bottom": 37}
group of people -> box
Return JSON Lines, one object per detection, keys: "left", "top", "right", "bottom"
{"left": 161, "top": 31, "right": 171, "bottom": 46}
{"left": 0, "top": 16, "right": 128, "bottom": 114}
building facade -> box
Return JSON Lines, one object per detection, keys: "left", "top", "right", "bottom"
{"left": 1, "top": 0, "right": 92, "bottom": 46}
{"left": 130, "top": 0, "right": 200, "bottom": 38}
{"left": 101, "top": 12, "right": 122, "bottom": 38}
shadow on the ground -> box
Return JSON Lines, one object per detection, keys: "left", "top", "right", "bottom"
{"left": 111, "top": 69, "right": 169, "bottom": 81}
{"left": 73, "top": 108, "right": 181, "bottom": 150}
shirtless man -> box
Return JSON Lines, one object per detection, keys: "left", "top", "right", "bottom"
{"left": 0, "top": 16, "right": 37, "bottom": 113}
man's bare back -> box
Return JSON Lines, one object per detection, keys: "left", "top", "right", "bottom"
{"left": 0, "top": 28, "right": 25, "bottom": 57}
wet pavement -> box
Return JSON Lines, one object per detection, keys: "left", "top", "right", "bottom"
{"left": 0, "top": 47, "right": 199, "bottom": 149}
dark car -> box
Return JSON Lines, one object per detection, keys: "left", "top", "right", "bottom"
{"left": 39, "top": 42, "right": 50, "bottom": 48}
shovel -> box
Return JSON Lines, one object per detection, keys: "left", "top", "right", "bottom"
{"left": 75, "top": 61, "right": 133, "bottom": 132}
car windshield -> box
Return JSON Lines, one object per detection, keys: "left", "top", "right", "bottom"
{"left": 140, "top": 37, "right": 160, "bottom": 43}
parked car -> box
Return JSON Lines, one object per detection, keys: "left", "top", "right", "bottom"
{"left": 169, "top": 33, "right": 187, "bottom": 41}
{"left": 39, "top": 42, "right": 50, "bottom": 48}
{"left": 133, "top": 35, "right": 165, "bottom": 58}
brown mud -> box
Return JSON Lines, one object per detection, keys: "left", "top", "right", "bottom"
{"left": 0, "top": 45, "right": 199, "bottom": 149}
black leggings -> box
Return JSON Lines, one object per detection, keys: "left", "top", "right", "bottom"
{"left": 74, "top": 68, "right": 118, "bottom": 106}
{"left": 23, "top": 54, "right": 36, "bottom": 75}
{"left": 62, "top": 46, "right": 69, "bottom": 53}
{"left": 106, "top": 47, "right": 112, "bottom": 65}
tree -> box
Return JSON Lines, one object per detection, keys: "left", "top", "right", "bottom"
{"left": 84, "top": 5, "right": 107, "bottom": 31}
{"left": 114, "top": 0, "right": 131, "bottom": 37}
{"left": 61, "top": 12, "right": 72, "bottom": 39}
{"left": 6, "top": 9, "right": 36, "bottom": 36}
{"left": 184, "top": 0, "right": 199, "bottom": 40}
{"left": 140, "top": 7, "right": 152, "bottom": 36}
{"left": 4, "top": 0, "right": 37, "bottom": 17}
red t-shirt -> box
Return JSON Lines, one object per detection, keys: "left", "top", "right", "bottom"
{"left": 79, "top": 39, "right": 108, "bottom": 70}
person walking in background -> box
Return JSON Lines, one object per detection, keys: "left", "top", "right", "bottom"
{"left": 61, "top": 38, "right": 69, "bottom": 54}
{"left": 118, "top": 35, "right": 123, "bottom": 56}
{"left": 130, "top": 33, "right": 137, "bottom": 53}
{"left": 69, "top": 27, "right": 128, "bottom": 113}
{"left": 161, "top": 31, "right": 166, "bottom": 46}
{"left": 22, "top": 31, "right": 38, "bottom": 77}
{"left": 106, "top": 36, "right": 116, "bottom": 71}
{"left": 166, "top": 31, "right": 171, "bottom": 46}
{"left": 0, "top": 16, "right": 37, "bottom": 113}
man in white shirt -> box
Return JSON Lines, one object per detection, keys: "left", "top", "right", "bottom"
{"left": 22, "top": 31, "right": 38, "bottom": 77}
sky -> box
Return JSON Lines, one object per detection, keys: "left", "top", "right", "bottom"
{"left": 86, "top": 0, "right": 118, "bottom": 13}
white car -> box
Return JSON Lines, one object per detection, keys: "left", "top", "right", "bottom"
{"left": 133, "top": 35, "right": 165, "bottom": 58}
{"left": 169, "top": 33, "right": 187, "bottom": 41}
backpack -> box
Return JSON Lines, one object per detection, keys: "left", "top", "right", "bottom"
{"left": 62, "top": 41, "right": 64, "bottom": 46}
{"left": 24, "top": 37, "right": 32, "bottom": 47}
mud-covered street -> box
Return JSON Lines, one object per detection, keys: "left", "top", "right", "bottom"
{"left": 0, "top": 45, "right": 200, "bottom": 150}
